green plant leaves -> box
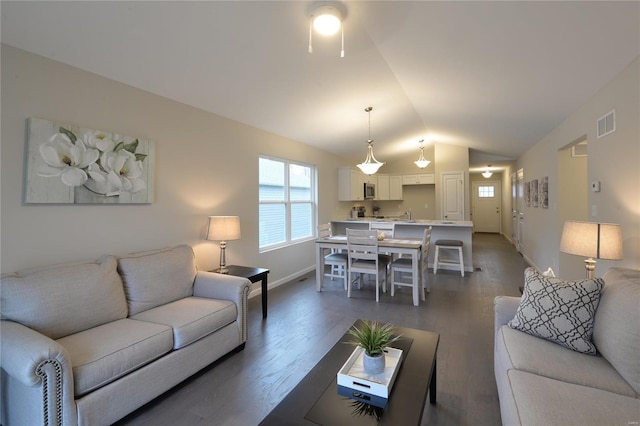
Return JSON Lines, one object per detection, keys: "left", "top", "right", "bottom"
{"left": 346, "top": 321, "right": 401, "bottom": 357}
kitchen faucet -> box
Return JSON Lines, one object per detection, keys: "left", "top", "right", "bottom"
{"left": 405, "top": 210, "right": 412, "bottom": 220}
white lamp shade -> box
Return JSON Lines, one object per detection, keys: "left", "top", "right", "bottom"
{"left": 207, "top": 216, "right": 241, "bottom": 241}
{"left": 560, "top": 221, "right": 623, "bottom": 260}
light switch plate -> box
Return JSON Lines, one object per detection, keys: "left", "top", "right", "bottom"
{"left": 591, "top": 181, "right": 601, "bottom": 192}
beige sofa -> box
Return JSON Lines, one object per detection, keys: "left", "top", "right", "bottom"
{"left": 1, "top": 245, "right": 251, "bottom": 426}
{"left": 494, "top": 267, "right": 640, "bottom": 425}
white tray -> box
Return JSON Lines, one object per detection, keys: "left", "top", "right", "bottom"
{"left": 336, "top": 346, "right": 403, "bottom": 398}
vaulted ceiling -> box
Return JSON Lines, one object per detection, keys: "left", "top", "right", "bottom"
{"left": 2, "top": 1, "right": 639, "bottom": 171}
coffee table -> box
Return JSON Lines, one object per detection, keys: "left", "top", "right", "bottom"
{"left": 260, "top": 320, "right": 439, "bottom": 425}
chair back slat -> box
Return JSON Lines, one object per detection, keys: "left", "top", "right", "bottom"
{"left": 347, "top": 229, "right": 379, "bottom": 262}
{"left": 369, "top": 222, "right": 395, "bottom": 238}
{"left": 318, "top": 223, "right": 332, "bottom": 238}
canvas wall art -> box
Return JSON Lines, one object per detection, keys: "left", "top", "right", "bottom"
{"left": 540, "top": 176, "right": 549, "bottom": 208}
{"left": 531, "top": 179, "right": 539, "bottom": 207}
{"left": 25, "top": 118, "right": 155, "bottom": 204}
{"left": 524, "top": 181, "right": 530, "bottom": 207}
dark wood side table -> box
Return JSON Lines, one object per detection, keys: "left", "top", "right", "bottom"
{"left": 212, "top": 265, "right": 270, "bottom": 319}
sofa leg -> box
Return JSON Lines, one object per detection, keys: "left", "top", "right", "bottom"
{"left": 235, "top": 342, "right": 246, "bottom": 353}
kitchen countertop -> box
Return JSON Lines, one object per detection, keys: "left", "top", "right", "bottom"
{"left": 334, "top": 218, "right": 473, "bottom": 227}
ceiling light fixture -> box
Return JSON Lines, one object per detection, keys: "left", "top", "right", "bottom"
{"left": 357, "top": 107, "right": 384, "bottom": 175}
{"left": 482, "top": 165, "right": 493, "bottom": 178}
{"left": 414, "top": 140, "right": 431, "bottom": 169}
{"left": 308, "top": 4, "right": 345, "bottom": 57}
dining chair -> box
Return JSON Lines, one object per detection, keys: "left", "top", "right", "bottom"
{"left": 346, "top": 228, "right": 389, "bottom": 302}
{"left": 317, "top": 223, "right": 348, "bottom": 290}
{"left": 369, "top": 221, "right": 395, "bottom": 265}
{"left": 390, "top": 226, "right": 432, "bottom": 302}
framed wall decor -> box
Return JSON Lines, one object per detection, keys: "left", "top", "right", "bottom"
{"left": 531, "top": 179, "right": 539, "bottom": 207}
{"left": 24, "top": 118, "right": 155, "bottom": 204}
{"left": 524, "top": 181, "right": 530, "bottom": 207}
{"left": 540, "top": 176, "right": 549, "bottom": 208}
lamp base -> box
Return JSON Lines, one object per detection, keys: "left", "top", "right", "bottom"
{"left": 584, "top": 258, "right": 596, "bottom": 280}
{"left": 219, "top": 241, "right": 228, "bottom": 274}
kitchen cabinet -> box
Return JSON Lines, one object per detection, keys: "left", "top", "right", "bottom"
{"left": 389, "top": 175, "right": 403, "bottom": 200}
{"left": 377, "top": 175, "right": 390, "bottom": 200}
{"left": 378, "top": 175, "right": 403, "bottom": 200}
{"left": 338, "top": 168, "right": 364, "bottom": 201}
{"left": 402, "top": 173, "right": 435, "bottom": 185}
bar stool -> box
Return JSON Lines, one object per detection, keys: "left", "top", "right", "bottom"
{"left": 433, "top": 239, "right": 464, "bottom": 277}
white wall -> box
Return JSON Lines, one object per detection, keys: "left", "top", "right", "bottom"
{"left": 517, "top": 57, "right": 640, "bottom": 278}
{"left": 0, "top": 45, "right": 344, "bottom": 290}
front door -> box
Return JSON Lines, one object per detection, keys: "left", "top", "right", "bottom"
{"left": 472, "top": 181, "right": 501, "bottom": 233}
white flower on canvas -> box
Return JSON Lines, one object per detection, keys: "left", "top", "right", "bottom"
{"left": 37, "top": 126, "right": 148, "bottom": 197}
{"left": 38, "top": 133, "right": 99, "bottom": 186}
{"left": 100, "top": 149, "right": 147, "bottom": 194}
{"left": 83, "top": 130, "right": 116, "bottom": 153}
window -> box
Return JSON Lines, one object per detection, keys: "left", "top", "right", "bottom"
{"left": 259, "top": 156, "right": 316, "bottom": 250}
{"left": 478, "top": 185, "right": 495, "bottom": 198}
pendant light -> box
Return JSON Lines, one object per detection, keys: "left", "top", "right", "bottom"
{"left": 308, "top": 4, "right": 345, "bottom": 58}
{"left": 414, "top": 139, "right": 431, "bottom": 168}
{"left": 356, "top": 107, "right": 384, "bottom": 175}
{"left": 482, "top": 165, "right": 493, "bottom": 178}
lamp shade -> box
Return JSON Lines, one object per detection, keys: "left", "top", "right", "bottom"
{"left": 207, "top": 216, "right": 241, "bottom": 241}
{"left": 559, "top": 221, "right": 623, "bottom": 260}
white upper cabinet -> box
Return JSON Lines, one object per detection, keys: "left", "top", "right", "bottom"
{"left": 402, "top": 174, "right": 435, "bottom": 185}
{"left": 338, "top": 168, "right": 364, "bottom": 201}
{"left": 389, "top": 175, "right": 403, "bottom": 200}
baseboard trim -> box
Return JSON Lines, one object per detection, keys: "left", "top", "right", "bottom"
{"left": 248, "top": 265, "right": 315, "bottom": 299}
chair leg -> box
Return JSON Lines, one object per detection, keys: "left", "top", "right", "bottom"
{"left": 459, "top": 247, "right": 465, "bottom": 277}
{"left": 347, "top": 269, "right": 352, "bottom": 298}
{"left": 434, "top": 246, "right": 440, "bottom": 274}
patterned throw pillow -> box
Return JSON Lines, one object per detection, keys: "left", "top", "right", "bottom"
{"left": 508, "top": 267, "right": 605, "bottom": 354}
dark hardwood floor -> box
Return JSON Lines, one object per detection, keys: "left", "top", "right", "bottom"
{"left": 116, "top": 233, "right": 528, "bottom": 426}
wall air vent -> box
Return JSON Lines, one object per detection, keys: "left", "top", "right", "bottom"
{"left": 597, "top": 109, "right": 615, "bottom": 138}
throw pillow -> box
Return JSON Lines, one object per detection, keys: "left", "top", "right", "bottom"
{"left": 508, "top": 267, "right": 604, "bottom": 354}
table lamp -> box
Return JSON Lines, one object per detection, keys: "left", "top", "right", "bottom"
{"left": 207, "top": 216, "right": 241, "bottom": 273}
{"left": 559, "top": 220, "right": 623, "bottom": 279}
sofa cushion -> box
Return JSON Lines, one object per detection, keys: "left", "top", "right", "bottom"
{"left": 118, "top": 245, "right": 197, "bottom": 316}
{"left": 593, "top": 267, "right": 640, "bottom": 395}
{"left": 498, "top": 325, "right": 637, "bottom": 398}
{"left": 507, "top": 369, "right": 640, "bottom": 426}
{"left": 508, "top": 267, "right": 604, "bottom": 354}
{"left": 56, "top": 318, "right": 173, "bottom": 397}
{"left": 131, "top": 297, "right": 237, "bottom": 349}
{"left": 0, "top": 256, "right": 128, "bottom": 339}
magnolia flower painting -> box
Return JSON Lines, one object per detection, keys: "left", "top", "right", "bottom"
{"left": 25, "top": 118, "right": 154, "bottom": 204}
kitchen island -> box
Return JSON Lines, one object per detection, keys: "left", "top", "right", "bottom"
{"left": 331, "top": 219, "right": 474, "bottom": 274}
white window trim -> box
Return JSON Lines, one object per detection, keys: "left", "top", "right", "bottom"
{"left": 259, "top": 155, "right": 317, "bottom": 252}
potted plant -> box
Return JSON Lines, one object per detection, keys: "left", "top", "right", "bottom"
{"left": 347, "top": 320, "right": 401, "bottom": 374}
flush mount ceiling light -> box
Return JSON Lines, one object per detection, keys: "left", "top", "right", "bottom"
{"left": 414, "top": 140, "right": 431, "bottom": 169}
{"left": 482, "top": 165, "right": 493, "bottom": 178}
{"left": 357, "top": 107, "right": 384, "bottom": 175}
{"left": 308, "top": 3, "right": 345, "bottom": 57}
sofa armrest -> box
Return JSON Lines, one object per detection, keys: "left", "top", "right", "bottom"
{"left": 0, "top": 320, "right": 77, "bottom": 426}
{"left": 193, "top": 271, "right": 251, "bottom": 342}
{"left": 494, "top": 296, "right": 521, "bottom": 335}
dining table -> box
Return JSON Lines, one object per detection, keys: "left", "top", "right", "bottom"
{"left": 315, "top": 235, "right": 424, "bottom": 306}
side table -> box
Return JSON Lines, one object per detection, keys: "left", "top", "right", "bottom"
{"left": 212, "top": 265, "right": 270, "bottom": 319}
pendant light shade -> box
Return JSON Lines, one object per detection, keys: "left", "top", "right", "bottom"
{"left": 482, "top": 164, "right": 493, "bottom": 178}
{"left": 356, "top": 107, "right": 384, "bottom": 175}
{"left": 414, "top": 139, "right": 430, "bottom": 168}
